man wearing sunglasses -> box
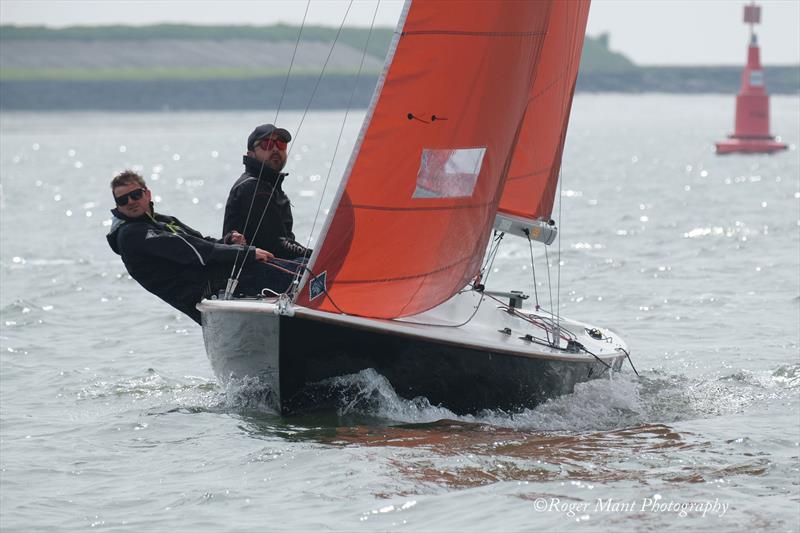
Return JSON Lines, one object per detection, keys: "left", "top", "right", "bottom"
{"left": 107, "top": 170, "right": 298, "bottom": 324}
{"left": 222, "top": 123, "right": 312, "bottom": 262}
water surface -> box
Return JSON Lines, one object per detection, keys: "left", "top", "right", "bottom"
{"left": 1, "top": 95, "right": 798, "bottom": 531}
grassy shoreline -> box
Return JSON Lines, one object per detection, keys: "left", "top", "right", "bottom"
{"left": 0, "top": 66, "right": 378, "bottom": 82}
{"left": 0, "top": 23, "right": 396, "bottom": 60}
{"left": 0, "top": 23, "right": 636, "bottom": 73}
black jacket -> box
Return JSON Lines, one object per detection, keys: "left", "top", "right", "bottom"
{"left": 107, "top": 207, "right": 256, "bottom": 324}
{"left": 223, "top": 156, "right": 310, "bottom": 259}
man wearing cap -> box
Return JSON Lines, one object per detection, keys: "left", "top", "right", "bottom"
{"left": 223, "top": 124, "right": 312, "bottom": 261}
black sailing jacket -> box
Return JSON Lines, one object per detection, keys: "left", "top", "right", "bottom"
{"left": 107, "top": 206, "right": 256, "bottom": 324}
{"left": 223, "top": 156, "right": 310, "bottom": 260}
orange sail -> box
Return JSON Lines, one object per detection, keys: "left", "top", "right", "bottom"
{"left": 499, "top": 0, "right": 590, "bottom": 224}
{"left": 296, "top": 0, "right": 591, "bottom": 318}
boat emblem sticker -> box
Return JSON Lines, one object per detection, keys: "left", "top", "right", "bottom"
{"left": 309, "top": 271, "right": 327, "bottom": 301}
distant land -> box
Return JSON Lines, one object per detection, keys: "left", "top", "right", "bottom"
{"left": 0, "top": 24, "right": 797, "bottom": 111}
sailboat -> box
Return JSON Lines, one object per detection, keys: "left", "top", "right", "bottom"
{"left": 198, "top": 0, "right": 630, "bottom": 415}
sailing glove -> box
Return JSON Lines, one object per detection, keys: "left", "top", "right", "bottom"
{"left": 277, "top": 237, "right": 312, "bottom": 260}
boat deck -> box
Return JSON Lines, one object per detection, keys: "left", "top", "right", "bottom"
{"left": 198, "top": 289, "right": 628, "bottom": 364}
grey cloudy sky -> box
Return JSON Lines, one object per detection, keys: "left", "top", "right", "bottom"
{"left": 1, "top": 0, "right": 798, "bottom": 65}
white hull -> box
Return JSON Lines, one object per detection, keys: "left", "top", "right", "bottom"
{"left": 198, "top": 290, "right": 629, "bottom": 414}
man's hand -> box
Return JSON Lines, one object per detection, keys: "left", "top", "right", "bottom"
{"left": 254, "top": 248, "right": 274, "bottom": 263}
{"left": 229, "top": 231, "right": 247, "bottom": 245}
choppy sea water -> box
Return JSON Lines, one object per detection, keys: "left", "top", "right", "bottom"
{"left": 1, "top": 94, "right": 798, "bottom": 532}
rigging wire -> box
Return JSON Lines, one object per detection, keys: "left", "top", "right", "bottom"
{"left": 226, "top": 0, "right": 354, "bottom": 296}
{"left": 543, "top": 243, "right": 557, "bottom": 344}
{"left": 283, "top": 0, "right": 355, "bottom": 167}
{"left": 576, "top": 345, "right": 613, "bottom": 370}
{"left": 533, "top": 4, "right": 632, "bottom": 376}
{"left": 291, "top": 0, "right": 382, "bottom": 296}
{"left": 223, "top": 5, "right": 311, "bottom": 298}
{"left": 555, "top": 186, "right": 562, "bottom": 339}
{"left": 482, "top": 293, "right": 574, "bottom": 341}
{"left": 525, "top": 230, "right": 541, "bottom": 309}
{"left": 245, "top": 0, "right": 356, "bottom": 254}
{"left": 556, "top": 3, "right": 575, "bottom": 348}
{"left": 223, "top": 163, "right": 274, "bottom": 298}
{"left": 554, "top": 0, "right": 585, "bottom": 346}
{"left": 555, "top": 3, "right": 635, "bottom": 375}
{"left": 274, "top": 0, "right": 311, "bottom": 125}
{"left": 618, "top": 347, "right": 639, "bottom": 376}
{"left": 390, "top": 231, "right": 505, "bottom": 329}
{"left": 480, "top": 231, "right": 504, "bottom": 276}
{"left": 481, "top": 232, "right": 504, "bottom": 287}
{"left": 350, "top": 231, "right": 506, "bottom": 330}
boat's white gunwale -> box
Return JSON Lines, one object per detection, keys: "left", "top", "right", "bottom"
{"left": 198, "top": 298, "right": 627, "bottom": 364}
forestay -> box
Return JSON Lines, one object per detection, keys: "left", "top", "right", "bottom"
{"left": 296, "top": 0, "right": 591, "bottom": 318}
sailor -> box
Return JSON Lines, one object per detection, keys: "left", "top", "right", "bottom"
{"left": 223, "top": 124, "right": 312, "bottom": 261}
{"left": 106, "top": 170, "right": 299, "bottom": 324}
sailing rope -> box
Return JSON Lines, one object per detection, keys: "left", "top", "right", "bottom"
{"left": 249, "top": 0, "right": 356, "bottom": 255}
{"left": 543, "top": 244, "right": 557, "bottom": 344}
{"left": 225, "top": 0, "right": 355, "bottom": 298}
{"left": 480, "top": 231, "right": 504, "bottom": 290}
{"left": 224, "top": 166, "right": 276, "bottom": 298}
{"left": 524, "top": 230, "right": 541, "bottom": 309}
{"left": 482, "top": 292, "right": 577, "bottom": 346}
{"left": 290, "top": 0, "right": 382, "bottom": 297}
{"left": 552, "top": 1, "right": 582, "bottom": 340}
{"left": 282, "top": 0, "right": 355, "bottom": 166}
{"left": 382, "top": 229, "right": 503, "bottom": 329}
{"left": 388, "top": 232, "right": 504, "bottom": 329}
{"left": 274, "top": 0, "right": 311, "bottom": 125}
{"left": 480, "top": 231, "right": 504, "bottom": 281}
{"left": 223, "top": 3, "right": 312, "bottom": 298}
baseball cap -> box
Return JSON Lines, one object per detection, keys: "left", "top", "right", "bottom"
{"left": 247, "top": 124, "right": 292, "bottom": 150}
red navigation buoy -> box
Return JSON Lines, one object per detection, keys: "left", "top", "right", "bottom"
{"left": 715, "top": 2, "right": 787, "bottom": 155}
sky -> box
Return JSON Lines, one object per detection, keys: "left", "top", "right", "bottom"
{"left": 1, "top": 0, "right": 798, "bottom": 66}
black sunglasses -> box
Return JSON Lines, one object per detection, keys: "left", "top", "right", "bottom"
{"left": 114, "top": 188, "right": 146, "bottom": 206}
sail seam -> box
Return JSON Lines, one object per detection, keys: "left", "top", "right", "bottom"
{"left": 331, "top": 256, "right": 472, "bottom": 284}
{"left": 403, "top": 30, "right": 546, "bottom": 38}
{"left": 505, "top": 166, "right": 551, "bottom": 181}
{"left": 528, "top": 72, "right": 566, "bottom": 102}
{"left": 348, "top": 201, "right": 492, "bottom": 212}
